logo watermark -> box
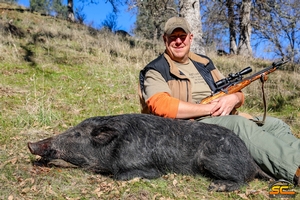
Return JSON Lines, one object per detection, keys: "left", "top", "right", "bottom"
{"left": 269, "top": 179, "right": 296, "bottom": 198}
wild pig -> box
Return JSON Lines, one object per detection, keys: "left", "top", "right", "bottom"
{"left": 28, "top": 113, "right": 272, "bottom": 192}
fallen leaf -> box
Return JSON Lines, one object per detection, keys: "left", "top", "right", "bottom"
{"left": 173, "top": 179, "right": 178, "bottom": 187}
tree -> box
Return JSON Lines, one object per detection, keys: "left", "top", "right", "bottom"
{"left": 30, "top": 0, "right": 51, "bottom": 14}
{"left": 67, "top": 0, "right": 75, "bottom": 22}
{"left": 237, "top": 0, "right": 252, "bottom": 56}
{"left": 200, "top": 0, "right": 252, "bottom": 56}
{"left": 252, "top": 0, "right": 300, "bottom": 63}
{"left": 179, "top": 0, "right": 205, "bottom": 55}
{"left": 200, "top": 0, "right": 300, "bottom": 61}
{"left": 52, "top": 0, "right": 68, "bottom": 18}
{"left": 74, "top": 4, "right": 87, "bottom": 24}
{"left": 2, "top": 0, "right": 17, "bottom": 3}
{"left": 134, "top": 6, "right": 159, "bottom": 40}
{"left": 200, "top": 0, "right": 228, "bottom": 52}
{"left": 65, "top": 0, "right": 124, "bottom": 22}
{"left": 227, "top": 0, "right": 237, "bottom": 54}
{"left": 131, "top": 0, "right": 177, "bottom": 40}
{"left": 101, "top": 13, "right": 118, "bottom": 32}
{"left": 29, "top": 0, "right": 67, "bottom": 18}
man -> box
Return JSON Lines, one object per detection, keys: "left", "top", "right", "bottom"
{"left": 139, "top": 16, "right": 300, "bottom": 185}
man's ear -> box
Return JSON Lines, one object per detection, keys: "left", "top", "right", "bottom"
{"left": 163, "top": 34, "right": 167, "bottom": 43}
{"left": 189, "top": 33, "right": 193, "bottom": 42}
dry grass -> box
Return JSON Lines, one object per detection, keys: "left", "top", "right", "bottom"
{"left": 1, "top": 2, "right": 300, "bottom": 199}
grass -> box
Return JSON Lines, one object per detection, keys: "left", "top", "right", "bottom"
{"left": 1, "top": 2, "right": 300, "bottom": 199}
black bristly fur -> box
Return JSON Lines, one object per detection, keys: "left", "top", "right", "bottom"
{"left": 28, "top": 113, "right": 272, "bottom": 192}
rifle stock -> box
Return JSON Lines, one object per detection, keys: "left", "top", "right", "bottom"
{"left": 200, "top": 60, "right": 289, "bottom": 105}
{"left": 200, "top": 79, "right": 252, "bottom": 104}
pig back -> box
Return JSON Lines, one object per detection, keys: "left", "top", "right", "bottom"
{"left": 94, "top": 114, "right": 237, "bottom": 177}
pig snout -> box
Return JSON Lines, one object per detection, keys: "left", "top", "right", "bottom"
{"left": 28, "top": 137, "right": 55, "bottom": 157}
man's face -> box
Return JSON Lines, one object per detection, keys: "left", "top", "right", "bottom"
{"left": 163, "top": 28, "right": 193, "bottom": 64}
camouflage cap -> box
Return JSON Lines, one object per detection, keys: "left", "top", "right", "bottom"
{"left": 164, "top": 17, "right": 191, "bottom": 35}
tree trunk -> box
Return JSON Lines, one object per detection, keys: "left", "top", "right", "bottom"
{"left": 226, "top": 0, "right": 237, "bottom": 54}
{"left": 67, "top": 0, "right": 75, "bottom": 22}
{"left": 237, "top": 0, "right": 252, "bottom": 57}
{"left": 179, "top": 0, "right": 205, "bottom": 55}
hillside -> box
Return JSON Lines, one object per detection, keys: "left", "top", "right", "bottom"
{"left": 1, "top": 2, "right": 300, "bottom": 199}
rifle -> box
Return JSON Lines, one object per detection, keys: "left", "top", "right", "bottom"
{"left": 200, "top": 59, "right": 289, "bottom": 125}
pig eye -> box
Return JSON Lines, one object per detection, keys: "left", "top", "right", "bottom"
{"left": 75, "top": 132, "right": 81, "bottom": 137}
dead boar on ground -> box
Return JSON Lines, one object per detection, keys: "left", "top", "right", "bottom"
{"left": 28, "top": 113, "right": 272, "bottom": 192}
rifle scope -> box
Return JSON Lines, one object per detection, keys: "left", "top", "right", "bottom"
{"left": 215, "top": 66, "right": 252, "bottom": 88}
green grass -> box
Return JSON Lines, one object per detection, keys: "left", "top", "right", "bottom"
{"left": 1, "top": 2, "right": 300, "bottom": 199}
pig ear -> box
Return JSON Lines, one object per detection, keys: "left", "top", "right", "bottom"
{"left": 90, "top": 126, "right": 119, "bottom": 145}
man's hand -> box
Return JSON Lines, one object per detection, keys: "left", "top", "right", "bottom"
{"left": 210, "top": 94, "right": 240, "bottom": 116}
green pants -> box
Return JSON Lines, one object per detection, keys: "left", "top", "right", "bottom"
{"left": 200, "top": 115, "right": 300, "bottom": 182}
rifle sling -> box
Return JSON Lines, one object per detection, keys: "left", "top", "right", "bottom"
{"left": 250, "top": 75, "right": 267, "bottom": 126}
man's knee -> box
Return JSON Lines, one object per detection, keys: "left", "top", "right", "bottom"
{"left": 261, "top": 116, "right": 292, "bottom": 134}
